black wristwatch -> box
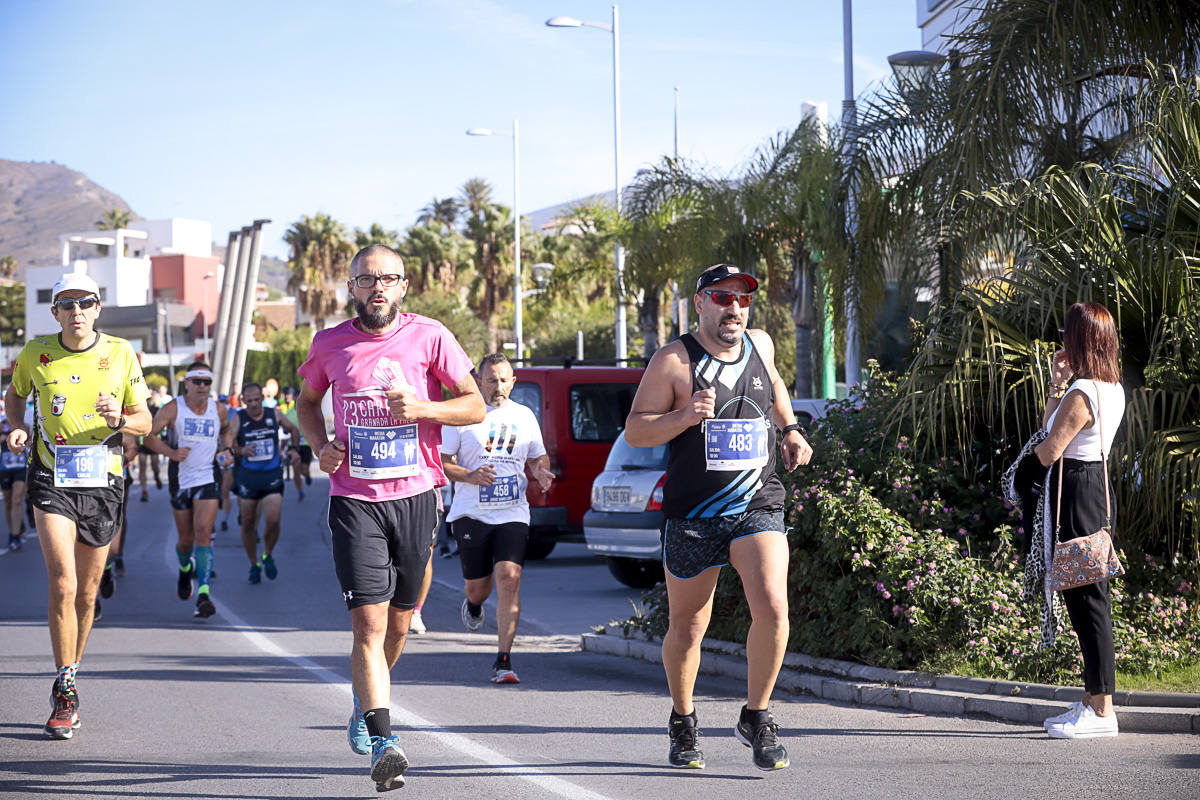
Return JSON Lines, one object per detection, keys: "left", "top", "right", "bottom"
{"left": 780, "top": 423, "right": 802, "bottom": 437}
{"left": 107, "top": 416, "right": 126, "bottom": 431}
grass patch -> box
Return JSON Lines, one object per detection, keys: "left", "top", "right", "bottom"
{"left": 921, "top": 654, "right": 1200, "bottom": 694}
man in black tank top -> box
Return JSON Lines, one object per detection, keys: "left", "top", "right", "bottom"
{"left": 626, "top": 264, "right": 813, "bottom": 773}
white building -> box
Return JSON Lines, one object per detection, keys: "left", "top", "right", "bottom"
{"left": 917, "top": 0, "right": 981, "bottom": 53}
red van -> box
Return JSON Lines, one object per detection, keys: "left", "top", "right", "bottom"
{"left": 509, "top": 365, "right": 645, "bottom": 558}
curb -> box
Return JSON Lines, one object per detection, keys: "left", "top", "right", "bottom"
{"left": 579, "top": 633, "right": 1200, "bottom": 734}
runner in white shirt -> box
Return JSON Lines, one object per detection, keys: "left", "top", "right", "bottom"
{"left": 440, "top": 353, "right": 554, "bottom": 683}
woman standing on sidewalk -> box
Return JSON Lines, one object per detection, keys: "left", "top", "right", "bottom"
{"left": 1034, "top": 302, "right": 1126, "bottom": 739}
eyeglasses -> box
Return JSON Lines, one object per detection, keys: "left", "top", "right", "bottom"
{"left": 350, "top": 273, "right": 404, "bottom": 289}
{"left": 190, "top": 379, "right": 212, "bottom": 386}
{"left": 702, "top": 289, "right": 753, "bottom": 308}
{"left": 53, "top": 297, "right": 99, "bottom": 312}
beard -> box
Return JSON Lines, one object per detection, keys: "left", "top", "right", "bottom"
{"left": 715, "top": 313, "right": 742, "bottom": 344}
{"left": 355, "top": 294, "right": 402, "bottom": 330}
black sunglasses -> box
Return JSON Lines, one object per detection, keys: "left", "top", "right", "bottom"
{"left": 53, "top": 297, "right": 99, "bottom": 312}
{"left": 350, "top": 274, "right": 404, "bottom": 289}
{"left": 190, "top": 379, "right": 212, "bottom": 386}
{"left": 702, "top": 289, "right": 753, "bottom": 308}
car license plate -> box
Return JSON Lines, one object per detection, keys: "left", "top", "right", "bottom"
{"left": 603, "top": 486, "right": 632, "bottom": 506}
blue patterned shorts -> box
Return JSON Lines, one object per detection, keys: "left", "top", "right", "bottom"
{"left": 663, "top": 507, "right": 785, "bottom": 580}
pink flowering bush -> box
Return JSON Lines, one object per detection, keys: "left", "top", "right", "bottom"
{"left": 625, "top": 364, "right": 1200, "bottom": 683}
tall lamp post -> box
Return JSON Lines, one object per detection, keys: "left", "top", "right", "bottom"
{"left": 842, "top": 0, "right": 860, "bottom": 386}
{"left": 201, "top": 270, "right": 216, "bottom": 360}
{"left": 466, "top": 120, "right": 523, "bottom": 360}
{"left": 546, "top": 5, "right": 627, "bottom": 363}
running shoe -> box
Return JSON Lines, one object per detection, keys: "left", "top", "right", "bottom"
{"left": 140, "top": 492, "right": 148, "bottom": 503}
{"left": 177, "top": 560, "right": 194, "bottom": 601}
{"left": 99, "top": 563, "right": 115, "bottom": 599}
{"left": 305, "top": 475, "right": 312, "bottom": 486}
{"left": 220, "top": 519, "right": 228, "bottom": 532}
{"left": 194, "top": 592, "right": 216, "bottom": 618}
{"left": 298, "top": 490, "right": 305, "bottom": 501}
{"left": 113, "top": 556, "right": 124, "bottom": 578}
{"left": 409, "top": 609, "right": 426, "bottom": 634}
{"left": 44, "top": 683, "right": 81, "bottom": 740}
{"left": 461, "top": 598, "right": 484, "bottom": 632}
{"left": 248, "top": 564, "right": 262, "bottom": 584}
{"left": 155, "top": 475, "right": 163, "bottom": 490}
{"left": 734, "top": 707, "right": 789, "bottom": 770}
{"left": 262, "top": 554, "right": 278, "bottom": 580}
{"left": 491, "top": 658, "right": 520, "bottom": 684}
{"left": 7, "top": 534, "right": 20, "bottom": 551}
{"left": 1046, "top": 705, "right": 1118, "bottom": 739}
{"left": 370, "top": 735, "right": 408, "bottom": 792}
{"left": 348, "top": 693, "right": 370, "bottom": 755}
{"left": 667, "top": 711, "right": 704, "bottom": 769}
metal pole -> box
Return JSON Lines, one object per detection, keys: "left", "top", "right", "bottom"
{"left": 513, "top": 118, "right": 523, "bottom": 362}
{"left": 576, "top": 329, "right": 584, "bottom": 361}
{"left": 217, "top": 227, "right": 253, "bottom": 395}
{"left": 612, "top": 3, "right": 627, "bottom": 363}
{"left": 671, "top": 85, "right": 687, "bottom": 337}
{"left": 212, "top": 230, "right": 240, "bottom": 387}
{"left": 842, "top": 0, "right": 861, "bottom": 386}
{"left": 230, "top": 219, "right": 270, "bottom": 394}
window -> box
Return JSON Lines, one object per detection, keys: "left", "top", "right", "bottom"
{"left": 36, "top": 289, "right": 51, "bottom": 303}
{"left": 511, "top": 381, "right": 542, "bottom": 425}
{"left": 570, "top": 383, "right": 636, "bottom": 442}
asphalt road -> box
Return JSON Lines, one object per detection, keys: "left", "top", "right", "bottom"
{"left": 1, "top": 472, "right": 1197, "bottom": 800}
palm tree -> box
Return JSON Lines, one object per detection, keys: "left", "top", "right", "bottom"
{"left": 460, "top": 178, "right": 493, "bottom": 220}
{"left": 416, "top": 197, "right": 462, "bottom": 229}
{"left": 353, "top": 223, "right": 401, "bottom": 252}
{"left": 403, "top": 222, "right": 471, "bottom": 296}
{"left": 0, "top": 255, "right": 16, "bottom": 279}
{"left": 463, "top": 201, "right": 514, "bottom": 352}
{"left": 284, "top": 213, "right": 354, "bottom": 330}
{"left": 896, "top": 69, "right": 1200, "bottom": 562}
{"left": 95, "top": 208, "right": 132, "bottom": 230}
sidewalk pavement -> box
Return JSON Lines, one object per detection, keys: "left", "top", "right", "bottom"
{"left": 580, "top": 632, "right": 1200, "bottom": 734}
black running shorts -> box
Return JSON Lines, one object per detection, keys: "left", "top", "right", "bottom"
{"left": 662, "top": 507, "right": 786, "bottom": 580}
{"left": 297, "top": 444, "right": 313, "bottom": 465}
{"left": 27, "top": 466, "right": 124, "bottom": 548}
{"left": 170, "top": 483, "right": 220, "bottom": 510}
{"left": 236, "top": 469, "right": 284, "bottom": 501}
{"left": 452, "top": 517, "right": 529, "bottom": 580}
{"left": 0, "top": 468, "right": 25, "bottom": 491}
{"left": 329, "top": 490, "right": 437, "bottom": 610}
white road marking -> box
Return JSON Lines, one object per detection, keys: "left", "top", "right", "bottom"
{"left": 162, "top": 531, "right": 615, "bottom": 800}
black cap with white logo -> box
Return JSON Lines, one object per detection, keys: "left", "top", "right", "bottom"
{"left": 695, "top": 263, "right": 759, "bottom": 293}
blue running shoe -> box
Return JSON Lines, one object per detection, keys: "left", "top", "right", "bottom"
{"left": 248, "top": 564, "right": 262, "bottom": 584}
{"left": 370, "top": 735, "right": 408, "bottom": 792}
{"left": 262, "top": 554, "right": 278, "bottom": 580}
{"left": 348, "top": 693, "right": 370, "bottom": 755}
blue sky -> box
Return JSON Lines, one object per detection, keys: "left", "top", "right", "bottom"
{"left": 3, "top": 1, "right": 919, "bottom": 260}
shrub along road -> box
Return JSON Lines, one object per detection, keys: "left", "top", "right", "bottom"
{"left": 1, "top": 473, "right": 1197, "bottom": 799}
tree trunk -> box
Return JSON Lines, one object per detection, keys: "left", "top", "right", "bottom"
{"left": 639, "top": 285, "right": 663, "bottom": 358}
{"left": 791, "top": 242, "right": 815, "bottom": 398}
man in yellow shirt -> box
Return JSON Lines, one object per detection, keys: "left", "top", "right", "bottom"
{"left": 4, "top": 273, "right": 152, "bottom": 740}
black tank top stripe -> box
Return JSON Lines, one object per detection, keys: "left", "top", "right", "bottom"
{"left": 662, "top": 333, "right": 784, "bottom": 519}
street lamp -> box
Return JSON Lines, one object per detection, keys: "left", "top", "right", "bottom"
{"left": 887, "top": 50, "right": 947, "bottom": 111}
{"left": 466, "top": 120, "right": 523, "bottom": 360}
{"left": 842, "top": 0, "right": 860, "bottom": 386}
{"left": 547, "top": 5, "right": 627, "bottom": 363}
{"left": 201, "top": 270, "right": 216, "bottom": 359}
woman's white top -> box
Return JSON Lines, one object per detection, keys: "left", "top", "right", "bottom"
{"left": 1046, "top": 378, "right": 1125, "bottom": 461}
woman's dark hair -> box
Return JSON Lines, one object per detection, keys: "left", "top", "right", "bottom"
{"left": 1063, "top": 302, "right": 1120, "bottom": 383}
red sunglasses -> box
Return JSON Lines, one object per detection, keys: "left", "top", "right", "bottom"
{"left": 702, "top": 289, "right": 753, "bottom": 308}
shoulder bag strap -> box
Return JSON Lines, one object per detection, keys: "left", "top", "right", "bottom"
{"left": 1055, "top": 385, "right": 1113, "bottom": 536}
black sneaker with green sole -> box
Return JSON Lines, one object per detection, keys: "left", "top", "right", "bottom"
{"left": 667, "top": 711, "right": 705, "bottom": 769}
{"left": 734, "top": 707, "right": 789, "bottom": 771}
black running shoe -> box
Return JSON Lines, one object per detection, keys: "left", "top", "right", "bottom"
{"left": 93, "top": 598, "right": 102, "bottom": 622}
{"left": 194, "top": 593, "right": 216, "bottom": 618}
{"left": 177, "top": 562, "right": 194, "bottom": 601}
{"left": 44, "top": 683, "right": 80, "bottom": 740}
{"left": 668, "top": 711, "right": 705, "bottom": 769}
{"left": 99, "top": 563, "right": 115, "bottom": 599}
{"left": 734, "top": 707, "right": 789, "bottom": 771}
{"left": 113, "top": 556, "right": 125, "bottom": 578}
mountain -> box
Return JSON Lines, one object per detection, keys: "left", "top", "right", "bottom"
{"left": 0, "top": 159, "right": 139, "bottom": 276}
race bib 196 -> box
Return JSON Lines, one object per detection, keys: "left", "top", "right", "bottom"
{"left": 54, "top": 444, "right": 111, "bottom": 488}
{"left": 348, "top": 424, "right": 420, "bottom": 479}
{"left": 479, "top": 473, "right": 521, "bottom": 508}
{"left": 703, "top": 418, "right": 769, "bottom": 471}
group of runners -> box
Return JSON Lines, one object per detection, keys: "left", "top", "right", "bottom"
{"left": 9, "top": 249, "right": 813, "bottom": 792}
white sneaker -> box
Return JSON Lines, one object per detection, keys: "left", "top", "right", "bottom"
{"left": 1046, "top": 705, "right": 1118, "bottom": 739}
{"left": 1043, "top": 701, "right": 1084, "bottom": 728}
{"left": 409, "top": 609, "right": 426, "bottom": 634}
{"left": 461, "top": 598, "right": 484, "bottom": 631}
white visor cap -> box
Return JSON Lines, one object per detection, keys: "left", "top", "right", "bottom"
{"left": 51, "top": 272, "right": 101, "bottom": 303}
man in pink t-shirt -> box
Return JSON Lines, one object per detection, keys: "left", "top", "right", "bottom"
{"left": 296, "top": 244, "right": 484, "bottom": 792}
